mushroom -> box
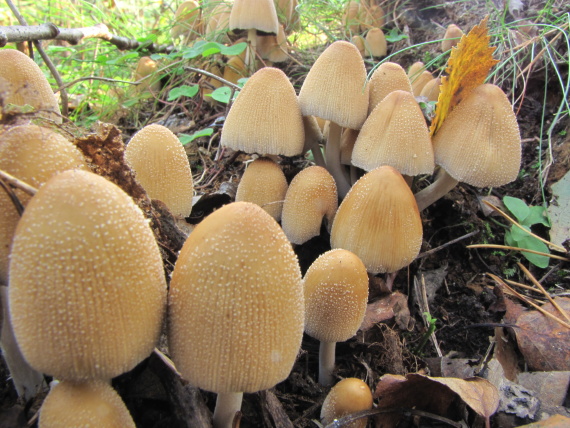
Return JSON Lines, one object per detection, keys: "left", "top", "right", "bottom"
{"left": 0, "top": 49, "right": 61, "bottom": 123}
{"left": 235, "top": 157, "right": 288, "bottom": 221}
{"left": 204, "top": 1, "right": 232, "bottom": 41}
{"left": 298, "top": 40, "right": 369, "bottom": 198}
{"left": 365, "top": 27, "right": 387, "bottom": 58}
{"left": 331, "top": 166, "right": 423, "bottom": 283}
{"left": 168, "top": 202, "right": 304, "bottom": 428}
{"left": 351, "top": 35, "right": 366, "bottom": 58}
{"left": 303, "top": 249, "right": 368, "bottom": 386}
{"left": 344, "top": 1, "right": 361, "bottom": 35}
{"left": 134, "top": 56, "right": 161, "bottom": 95}
{"left": 302, "top": 115, "right": 326, "bottom": 167}
{"left": 361, "top": 4, "right": 386, "bottom": 29}
{"left": 257, "top": 24, "right": 289, "bottom": 63}
{"left": 419, "top": 76, "right": 442, "bottom": 102}
{"left": 411, "top": 70, "right": 434, "bottom": 97}
{"left": 222, "top": 54, "right": 248, "bottom": 85}
{"left": 415, "top": 83, "right": 521, "bottom": 211}
{"left": 407, "top": 61, "right": 425, "bottom": 80}
{"left": 321, "top": 378, "right": 373, "bottom": 428}
{"left": 171, "top": 0, "right": 203, "bottom": 43}
{"left": 441, "top": 24, "right": 464, "bottom": 52}
{"left": 368, "top": 62, "right": 413, "bottom": 113}
{"left": 281, "top": 166, "right": 338, "bottom": 245}
{"left": 352, "top": 90, "right": 434, "bottom": 178}
{"left": 39, "top": 380, "right": 136, "bottom": 428}
{"left": 124, "top": 124, "right": 194, "bottom": 233}
{"left": 9, "top": 169, "right": 167, "bottom": 382}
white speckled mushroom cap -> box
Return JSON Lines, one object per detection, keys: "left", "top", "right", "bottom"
{"left": 433, "top": 83, "right": 521, "bottom": 187}
{"left": 303, "top": 249, "right": 368, "bottom": 343}
{"left": 221, "top": 67, "right": 305, "bottom": 156}
{"left": 321, "top": 378, "right": 373, "bottom": 428}
{"left": 39, "top": 380, "right": 136, "bottom": 428}
{"left": 0, "top": 50, "right": 61, "bottom": 123}
{"left": 368, "top": 62, "right": 413, "bottom": 113}
{"left": 9, "top": 169, "right": 167, "bottom": 381}
{"left": 352, "top": 90, "right": 434, "bottom": 175}
{"left": 442, "top": 24, "right": 464, "bottom": 52}
{"left": 229, "top": 0, "right": 279, "bottom": 34}
{"left": 298, "top": 41, "right": 369, "bottom": 130}
{"left": 411, "top": 70, "right": 434, "bottom": 97}
{"left": 281, "top": 166, "right": 338, "bottom": 245}
{"left": 168, "top": 201, "right": 304, "bottom": 394}
{"left": 0, "top": 125, "right": 87, "bottom": 284}
{"left": 235, "top": 157, "right": 288, "bottom": 221}
{"left": 125, "top": 124, "right": 194, "bottom": 219}
{"left": 331, "top": 166, "right": 422, "bottom": 274}
{"left": 364, "top": 27, "right": 387, "bottom": 58}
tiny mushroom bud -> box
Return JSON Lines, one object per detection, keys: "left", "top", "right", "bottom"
{"left": 304, "top": 250, "right": 368, "bottom": 386}
{"left": 171, "top": 0, "right": 203, "bottom": 42}
{"left": 134, "top": 56, "right": 162, "bottom": 94}
{"left": 442, "top": 23, "right": 464, "bottom": 52}
{"left": 365, "top": 27, "right": 387, "bottom": 58}
{"left": 321, "top": 378, "right": 373, "bottom": 428}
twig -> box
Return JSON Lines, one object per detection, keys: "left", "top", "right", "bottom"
{"left": 184, "top": 66, "right": 241, "bottom": 91}
{"left": 0, "top": 168, "right": 38, "bottom": 196}
{"left": 467, "top": 244, "right": 570, "bottom": 261}
{"left": 0, "top": 176, "right": 24, "bottom": 215}
{"left": 416, "top": 230, "right": 479, "bottom": 259}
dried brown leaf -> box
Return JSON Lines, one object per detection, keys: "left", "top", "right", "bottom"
{"left": 359, "top": 292, "right": 412, "bottom": 332}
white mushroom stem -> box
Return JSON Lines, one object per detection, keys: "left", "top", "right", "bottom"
{"left": 213, "top": 391, "right": 244, "bottom": 428}
{"left": 308, "top": 140, "right": 326, "bottom": 168}
{"left": 414, "top": 168, "right": 459, "bottom": 211}
{"left": 246, "top": 28, "right": 257, "bottom": 71}
{"left": 319, "top": 341, "right": 336, "bottom": 387}
{"left": 326, "top": 122, "right": 352, "bottom": 198}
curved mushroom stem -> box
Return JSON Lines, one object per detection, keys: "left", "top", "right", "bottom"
{"left": 414, "top": 168, "right": 459, "bottom": 212}
{"left": 326, "top": 122, "right": 352, "bottom": 199}
{"left": 213, "top": 392, "right": 243, "bottom": 428}
{"left": 318, "top": 341, "right": 336, "bottom": 387}
{"left": 309, "top": 140, "right": 326, "bottom": 168}
{"left": 246, "top": 29, "right": 257, "bottom": 73}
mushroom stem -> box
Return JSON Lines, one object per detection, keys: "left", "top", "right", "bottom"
{"left": 246, "top": 28, "right": 257, "bottom": 72}
{"left": 326, "top": 122, "right": 352, "bottom": 198}
{"left": 414, "top": 168, "right": 459, "bottom": 211}
{"left": 319, "top": 341, "right": 336, "bottom": 387}
{"left": 213, "top": 392, "right": 244, "bottom": 428}
{"left": 308, "top": 140, "right": 326, "bottom": 168}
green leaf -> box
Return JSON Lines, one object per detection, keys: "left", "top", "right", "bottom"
{"left": 525, "top": 206, "right": 551, "bottom": 227}
{"left": 221, "top": 42, "right": 247, "bottom": 56}
{"left": 503, "top": 196, "right": 529, "bottom": 223}
{"left": 167, "top": 85, "right": 199, "bottom": 101}
{"left": 385, "top": 28, "right": 409, "bottom": 43}
{"left": 179, "top": 128, "right": 215, "bottom": 145}
{"left": 505, "top": 229, "right": 516, "bottom": 247}
{"left": 198, "top": 42, "right": 223, "bottom": 57}
{"left": 237, "top": 77, "right": 249, "bottom": 87}
{"left": 510, "top": 224, "right": 532, "bottom": 241}
{"left": 209, "top": 86, "right": 232, "bottom": 104}
{"left": 516, "top": 235, "right": 550, "bottom": 268}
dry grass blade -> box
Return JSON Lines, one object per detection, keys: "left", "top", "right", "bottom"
{"left": 482, "top": 200, "right": 567, "bottom": 253}
{"left": 488, "top": 273, "right": 570, "bottom": 330}
{"left": 467, "top": 244, "right": 570, "bottom": 261}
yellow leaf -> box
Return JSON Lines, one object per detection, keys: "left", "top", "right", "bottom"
{"left": 430, "top": 16, "right": 499, "bottom": 136}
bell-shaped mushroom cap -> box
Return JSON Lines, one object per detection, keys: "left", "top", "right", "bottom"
{"left": 168, "top": 202, "right": 304, "bottom": 394}
{"left": 411, "top": 70, "right": 434, "bottom": 96}
{"left": 433, "top": 83, "right": 521, "bottom": 187}
{"left": 125, "top": 124, "right": 193, "bottom": 219}
{"left": 39, "top": 380, "right": 136, "bottom": 428}
{"left": 362, "top": 5, "right": 386, "bottom": 29}
{"left": 365, "top": 27, "right": 387, "bottom": 58}
{"left": 204, "top": 1, "right": 232, "bottom": 40}
{"left": 235, "top": 157, "right": 288, "bottom": 221}
{"left": 442, "top": 23, "right": 464, "bottom": 52}
{"left": 223, "top": 54, "right": 248, "bottom": 85}
{"left": 351, "top": 35, "right": 366, "bottom": 58}
{"left": 257, "top": 25, "right": 289, "bottom": 62}
{"left": 344, "top": 1, "right": 361, "bottom": 34}
{"left": 134, "top": 56, "right": 162, "bottom": 94}
{"left": 419, "top": 76, "right": 441, "bottom": 102}
{"left": 352, "top": 90, "right": 434, "bottom": 175}
{"left": 368, "top": 62, "right": 413, "bottom": 113}
{"left": 303, "top": 249, "right": 368, "bottom": 343}
{"left": 9, "top": 169, "right": 167, "bottom": 381}
{"left": 171, "top": 0, "right": 202, "bottom": 40}
{"left": 229, "top": 0, "right": 279, "bottom": 34}
{"left": 0, "top": 125, "right": 87, "bottom": 283}
{"left": 407, "top": 61, "right": 425, "bottom": 80}
{"left": 281, "top": 166, "right": 338, "bottom": 245}
{"left": 321, "top": 378, "right": 373, "bottom": 428}
{"left": 0, "top": 50, "right": 61, "bottom": 123}
{"left": 331, "top": 166, "right": 423, "bottom": 274}
{"left": 298, "top": 41, "right": 369, "bottom": 130}
{"left": 221, "top": 67, "right": 304, "bottom": 156}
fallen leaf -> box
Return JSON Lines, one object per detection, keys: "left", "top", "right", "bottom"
{"left": 516, "top": 414, "right": 570, "bottom": 427}
{"left": 548, "top": 169, "right": 570, "bottom": 247}
{"left": 359, "top": 292, "right": 412, "bottom": 332}
{"left": 430, "top": 16, "right": 499, "bottom": 135}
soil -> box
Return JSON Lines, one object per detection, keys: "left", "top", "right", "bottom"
{"left": 1, "top": 0, "right": 569, "bottom": 427}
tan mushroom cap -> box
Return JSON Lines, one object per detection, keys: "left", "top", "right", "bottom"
{"left": 442, "top": 24, "right": 464, "bottom": 52}
{"left": 0, "top": 125, "right": 87, "bottom": 283}
{"left": 365, "top": 27, "right": 387, "bottom": 58}
{"left": 407, "top": 61, "right": 425, "bottom": 80}
{"left": 168, "top": 202, "right": 304, "bottom": 394}
{"left": 229, "top": 0, "right": 279, "bottom": 34}
{"left": 331, "top": 166, "right": 423, "bottom": 274}
{"left": 39, "top": 380, "right": 136, "bottom": 428}
{"left": 303, "top": 249, "right": 368, "bottom": 343}
{"left": 411, "top": 70, "right": 434, "bottom": 96}
{"left": 362, "top": 5, "right": 386, "bottom": 29}
{"left": 433, "top": 83, "right": 521, "bottom": 187}
{"left": 204, "top": 2, "right": 232, "bottom": 40}
{"left": 351, "top": 35, "right": 366, "bottom": 58}
{"left": 256, "top": 24, "right": 289, "bottom": 63}
{"left": 352, "top": 90, "right": 434, "bottom": 175}
{"left": 368, "top": 62, "right": 413, "bottom": 113}
{"left": 321, "top": 378, "right": 373, "bottom": 428}
{"left": 298, "top": 41, "right": 369, "bottom": 130}
{"left": 221, "top": 67, "right": 304, "bottom": 156}
{"left": 223, "top": 54, "right": 248, "bottom": 85}
{"left": 0, "top": 49, "right": 61, "bottom": 123}
{"left": 340, "top": 128, "right": 358, "bottom": 165}
{"left": 281, "top": 166, "right": 338, "bottom": 245}
{"left": 235, "top": 157, "right": 288, "bottom": 221}
{"left": 9, "top": 169, "right": 167, "bottom": 381}
{"left": 171, "top": 0, "right": 203, "bottom": 40}
{"left": 419, "top": 76, "right": 441, "bottom": 102}
{"left": 344, "top": 1, "right": 361, "bottom": 34}
{"left": 125, "top": 124, "right": 193, "bottom": 219}
{"left": 134, "top": 56, "right": 161, "bottom": 94}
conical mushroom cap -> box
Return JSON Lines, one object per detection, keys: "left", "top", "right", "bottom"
{"left": 368, "top": 62, "right": 413, "bottom": 113}
{"left": 229, "top": 0, "right": 279, "bottom": 34}
{"left": 9, "top": 170, "right": 167, "bottom": 381}
{"left": 298, "top": 41, "right": 369, "bottom": 129}
{"left": 365, "top": 28, "right": 387, "bottom": 58}
{"left": 352, "top": 90, "right": 434, "bottom": 175}
{"left": 411, "top": 70, "right": 434, "bottom": 96}
{"left": 433, "top": 83, "right": 521, "bottom": 187}
{"left": 303, "top": 249, "right": 368, "bottom": 343}
{"left": 442, "top": 24, "right": 464, "bottom": 52}
{"left": 221, "top": 67, "right": 304, "bottom": 155}
{"left": 321, "top": 378, "right": 373, "bottom": 428}
{"left": 39, "top": 380, "right": 136, "bottom": 428}
{"left": 419, "top": 77, "right": 441, "bottom": 102}
{"left": 168, "top": 202, "right": 304, "bottom": 394}
{"left": 331, "top": 166, "right": 422, "bottom": 274}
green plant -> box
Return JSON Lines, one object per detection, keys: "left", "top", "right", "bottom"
{"left": 415, "top": 312, "right": 437, "bottom": 354}
{"left": 503, "top": 196, "right": 552, "bottom": 268}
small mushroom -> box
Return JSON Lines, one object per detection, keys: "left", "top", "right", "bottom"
{"left": 365, "top": 27, "right": 387, "bottom": 58}
{"left": 441, "top": 24, "right": 464, "bottom": 52}
{"left": 134, "top": 56, "right": 161, "bottom": 95}
{"left": 171, "top": 0, "right": 203, "bottom": 42}
{"left": 419, "top": 76, "right": 442, "bottom": 102}
{"left": 411, "top": 70, "right": 434, "bottom": 97}
{"left": 321, "top": 378, "right": 373, "bottom": 428}
{"left": 368, "top": 62, "right": 413, "bottom": 113}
